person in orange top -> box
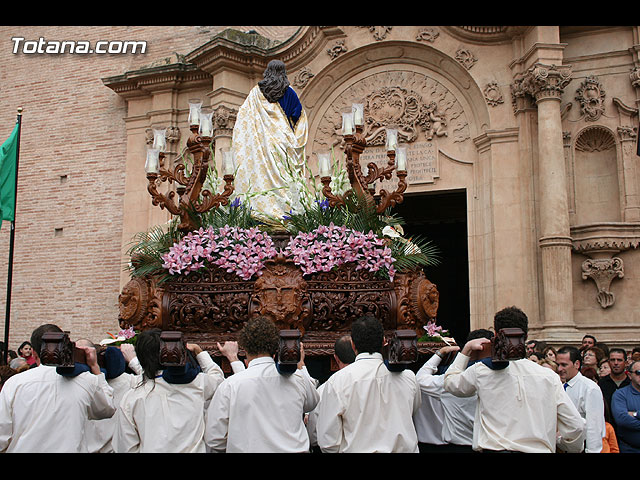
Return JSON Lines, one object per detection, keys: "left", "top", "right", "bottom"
{"left": 602, "top": 400, "right": 620, "bottom": 453}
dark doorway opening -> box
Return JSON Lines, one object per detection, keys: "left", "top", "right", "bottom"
{"left": 393, "top": 189, "right": 470, "bottom": 346}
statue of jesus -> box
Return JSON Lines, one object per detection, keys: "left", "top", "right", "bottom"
{"left": 232, "top": 60, "right": 309, "bottom": 222}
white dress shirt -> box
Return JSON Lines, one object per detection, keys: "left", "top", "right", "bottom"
{"left": 85, "top": 356, "right": 143, "bottom": 453}
{"left": 444, "top": 353, "right": 586, "bottom": 453}
{"left": 563, "top": 371, "right": 606, "bottom": 453}
{"left": 416, "top": 353, "right": 476, "bottom": 446}
{"left": 0, "top": 365, "right": 116, "bottom": 453}
{"left": 113, "top": 351, "right": 224, "bottom": 453}
{"left": 204, "top": 356, "right": 319, "bottom": 453}
{"left": 315, "top": 352, "right": 422, "bottom": 453}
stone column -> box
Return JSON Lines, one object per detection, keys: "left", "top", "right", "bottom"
{"left": 521, "top": 63, "right": 577, "bottom": 333}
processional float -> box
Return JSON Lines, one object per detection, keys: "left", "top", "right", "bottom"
{"left": 118, "top": 100, "right": 445, "bottom": 372}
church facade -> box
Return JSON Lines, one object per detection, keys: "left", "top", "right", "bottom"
{"left": 1, "top": 26, "right": 639, "bottom": 350}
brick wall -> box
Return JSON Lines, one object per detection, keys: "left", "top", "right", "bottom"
{"left": 0, "top": 25, "right": 298, "bottom": 353}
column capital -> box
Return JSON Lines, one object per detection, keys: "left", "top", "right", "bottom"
{"left": 514, "top": 63, "right": 572, "bottom": 103}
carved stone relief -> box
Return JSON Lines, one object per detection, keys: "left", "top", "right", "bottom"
{"left": 581, "top": 257, "right": 624, "bottom": 308}
{"left": 455, "top": 48, "right": 477, "bottom": 70}
{"left": 293, "top": 67, "right": 314, "bottom": 89}
{"left": 360, "top": 26, "right": 393, "bottom": 41}
{"left": 312, "top": 70, "right": 470, "bottom": 190}
{"left": 483, "top": 81, "right": 504, "bottom": 107}
{"left": 575, "top": 75, "right": 605, "bottom": 121}
{"left": 313, "top": 70, "right": 470, "bottom": 154}
{"left": 327, "top": 40, "right": 347, "bottom": 60}
{"left": 416, "top": 27, "right": 439, "bottom": 43}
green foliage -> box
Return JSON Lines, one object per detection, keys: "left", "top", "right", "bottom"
{"left": 124, "top": 219, "right": 182, "bottom": 284}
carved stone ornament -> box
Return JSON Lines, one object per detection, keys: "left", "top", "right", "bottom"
{"left": 581, "top": 257, "right": 624, "bottom": 308}
{"left": 361, "top": 86, "right": 448, "bottom": 148}
{"left": 327, "top": 39, "right": 347, "bottom": 60}
{"left": 630, "top": 66, "right": 640, "bottom": 88}
{"left": 455, "top": 47, "right": 477, "bottom": 70}
{"left": 293, "top": 67, "right": 314, "bottom": 89}
{"left": 314, "top": 71, "right": 470, "bottom": 165}
{"left": 361, "top": 26, "right": 393, "bottom": 41}
{"left": 483, "top": 81, "right": 504, "bottom": 107}
{"left": 212, "top": 105, "right": 237, "bottom": 134}
{"left": 416, "top": 27, "right": 439, "bottom": 43}
{"left": 575, "top": 75, "right": 605, "bottom": 121}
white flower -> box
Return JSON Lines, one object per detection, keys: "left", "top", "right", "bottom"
{"left": 99, "top": 336, "right": 125, "bottom": 346}
{"left": 382, "top": 226, "right": 401, "bottom": 238}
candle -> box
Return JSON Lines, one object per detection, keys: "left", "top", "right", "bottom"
{"left": 342, "top": 112, "right": 354, "bottom": 135}
{"left": 222, "top": 149, "right": 236, "bottom": 175}
{"left": 200, "top": 111, "right": 213, "bottom": 137}
{"left": 352, "top": 103, "right": 364, "bottom": 126}
{"left": 152, "top": 128, "right": 167, "bottom": 151}
{"left": 318, "top": 153, "right": 332, "bottom": 177}
{"left": 396, "top": 146, "right": 407, "bottom": 171}
{"left": 145, "top": 148, "right": 160, "bottom": 174}
{"left": 385, "top": 128, "right": 398, "bottom": 151}
{"left": 188, "top": 99, "right": 202, "bottom": 126}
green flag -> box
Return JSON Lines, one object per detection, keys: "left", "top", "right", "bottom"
{"left": 0, "top": 122, "right": 19, "bottom": 226}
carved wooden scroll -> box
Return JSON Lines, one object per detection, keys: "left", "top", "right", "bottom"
{"left": 278, "top": 329, "right": 301, "bottom": 367}
{"left": 491, "top": 328, "right": 526, "bottom": 362}
{"left": 40, "top": 332, "right": 77, "bottom": 367}
{"left": 386, "top": 329, "right": 418, "bottom": 371}
{"left": 159, "top": 331, "right": 188, "bottom": 367}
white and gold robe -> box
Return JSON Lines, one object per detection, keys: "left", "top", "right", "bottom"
{"left": 232, "top": 85, "right": 309, "bottom": 220}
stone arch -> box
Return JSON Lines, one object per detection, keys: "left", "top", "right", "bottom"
{"left": 299, "top": 41, "right": 491, "bottom": 170}
{"left": 572, "top": 125, "right": 622, "bottom": 224}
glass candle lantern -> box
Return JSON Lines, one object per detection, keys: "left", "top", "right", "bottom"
{"left": 145, "top": 148, "right": 160, "bottom": 174}
{"left": 317, "top": 152, "right": 332, "bottom": 177}
{"left": 188, "top": 99, "right": 202, "bottom": 126}
{"left": 385, "top": 128, "right": 398, "bottom": 152}
{"left": 342, "top": 112, "right": 354, "bottom": 135}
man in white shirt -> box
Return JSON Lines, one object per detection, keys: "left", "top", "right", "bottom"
{"left": 443, "top": 306, "right": 586, "bottom": 453}
{"left": 113, "top": 329, "right": 225, "bottom": 453}
{"left": 0, "top": 324, "right": 116, "bottom": 453}
{"left": 85, "top": 343, "right": 142, "bottom": 453}
{"left": 556, "top": 345, "right": 606, "bottom": 453}
{"left": 204, "top": 316, "right": 319, "bottom": 453}
{"left": 415, "top": 329, "right": 494, "bottom": 453}
{"left": 315, "top": 314, "right": 422, "bottom": 453}
{"left": 306, "top": 335, "right": 355, "bottom": 450}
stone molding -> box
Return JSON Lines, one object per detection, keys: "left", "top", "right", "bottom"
{"left": 571, "top": 222, "right": 640, "bottom": 256}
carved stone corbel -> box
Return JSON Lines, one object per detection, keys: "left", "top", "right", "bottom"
{"left": 212, "top": 105, "right": 237, "bottom": 137}
{"left": 484, "top": 81, "right": 504, "bottom": 107}
{"left": 581, "top": 257, "right": 624, "bottom": 308}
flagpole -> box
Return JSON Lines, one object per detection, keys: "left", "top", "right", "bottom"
{"left": 2, "top": 107, "right": 21, "bottom": 365}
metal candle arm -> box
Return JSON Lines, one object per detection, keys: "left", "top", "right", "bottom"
{"left": 321, "top": 124, "right": 407, "bottom": 214}
{"left": 146, "top": 125, "right": 235, "bottom": 232}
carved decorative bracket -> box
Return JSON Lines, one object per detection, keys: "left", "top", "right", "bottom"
{"left": 581, "top": 257, "right": 624, "bottom": 308}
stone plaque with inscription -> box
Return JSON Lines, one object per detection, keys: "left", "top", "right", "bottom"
{"left": 360, "top": 141, "right": 439, "bottom": 194}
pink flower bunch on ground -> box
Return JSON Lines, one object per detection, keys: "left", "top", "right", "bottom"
{"left": 284, "top": 223, "right": 396, "bottom": 280}
{"left": 162, "top": 226, "right": 279, "bottom": 280}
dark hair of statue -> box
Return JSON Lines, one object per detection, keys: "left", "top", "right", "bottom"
{"left": 258, "top": 60, "right": 290, "bottom": 103}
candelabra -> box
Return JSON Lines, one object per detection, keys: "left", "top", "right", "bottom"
{"left": 145, "top": 100, "right": 235, "bottom": 233}
{"left": 319, "top": 103, "right": 407, "bottom": 214}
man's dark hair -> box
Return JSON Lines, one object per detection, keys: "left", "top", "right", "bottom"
{"left": 558, "top": 345, "right": 582, "bottom": 365}
{"left": 609, "top": 347, "right": 628, "bottom": 360}
{"left": 239, "top": 316, "right": 280, "bottom": 357}
{"left": 466, "top": 329, "right": 494, "bottom": 342}
{"left": 493, "top": 306, "right": 528, "bottom": 333}
{"left": 135, "top": 328, "right": 162, "bottom": 383}
{"left": 30, "top": 324, "right": 63, "bottom": 358}
{"left": 334, "top": 335, "right": 356, "bottom": 364}
{"left": 258, "top": 60, "right": 290, "bottom": 103}
{"left": 351, "top": 315, "right": 384, "bottom": 354}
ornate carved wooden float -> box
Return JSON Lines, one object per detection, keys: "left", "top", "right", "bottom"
{"left": 120, "top": 103, "right": 446, "bottom": 372}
